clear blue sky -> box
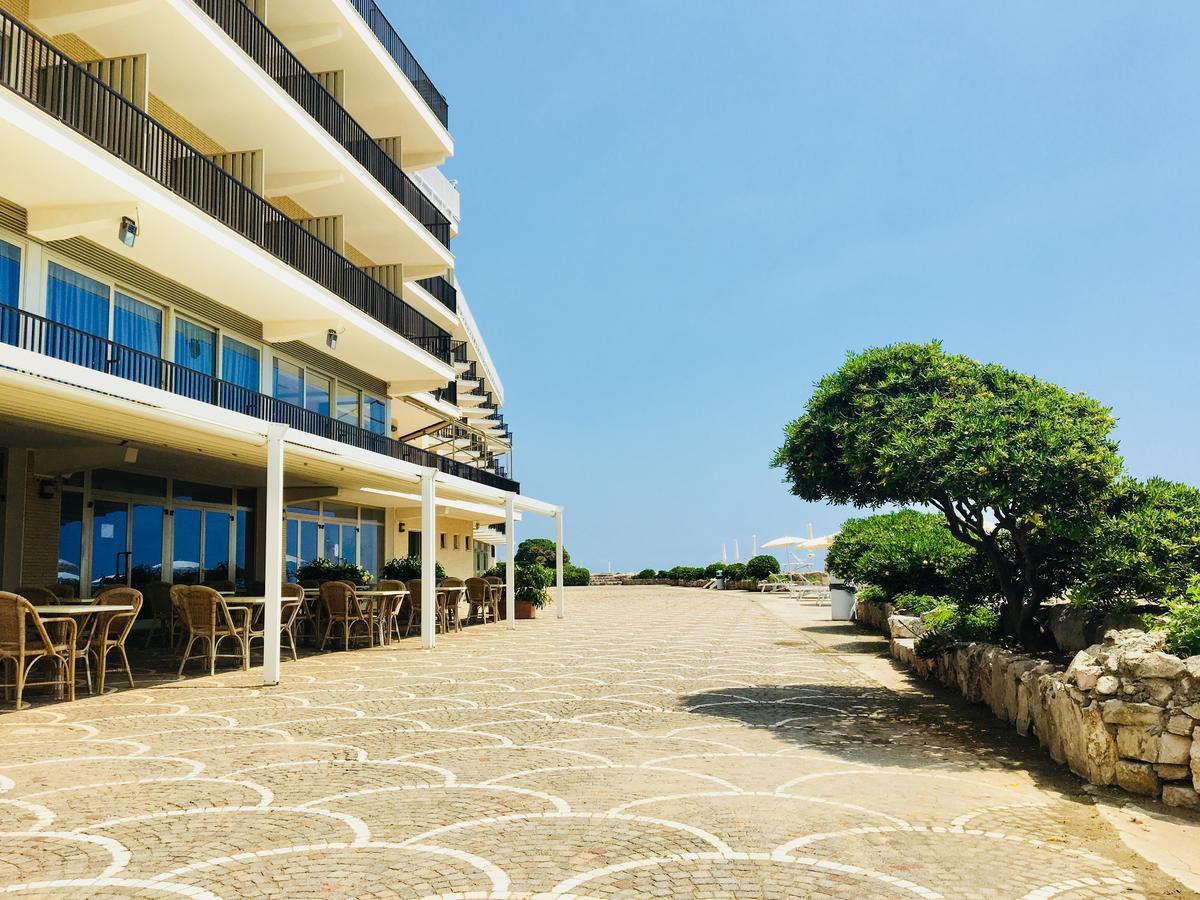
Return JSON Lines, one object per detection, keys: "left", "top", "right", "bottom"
{"left": 382, "top": 1, "right": 1200, "bottom": 573}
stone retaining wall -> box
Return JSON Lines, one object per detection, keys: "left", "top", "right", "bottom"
{"left": 855, "top": 600, "right": 1200, "bottom": 809}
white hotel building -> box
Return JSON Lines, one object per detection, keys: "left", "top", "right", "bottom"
{"left": 0, "top": 0, "right": 563, "bottom": 678}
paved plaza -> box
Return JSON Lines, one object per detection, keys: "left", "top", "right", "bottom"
{"left": 0, "top": 586, "right": 1193, "bottom": 898}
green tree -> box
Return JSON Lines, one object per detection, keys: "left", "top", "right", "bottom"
{"left": 1074, "top": 477, "right": 1200, "bottom": 607}
{"left": 745, "top": 555, "right": 781, "bottom": 581}
{"left": 772, "top": 342, "right": 1121, "bottom": 648}
{"left": 515, "top": 538, "right": 569, "bottom": 569}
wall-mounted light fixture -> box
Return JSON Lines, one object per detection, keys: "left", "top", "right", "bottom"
{"left": 37, "top": 479, "right": 56, "bottom": 500}
{"left": 119, "top": 216, "right": 138, "bottom": 247}
{"left": 326, "top": 328, "right": 338, "bottom": 350}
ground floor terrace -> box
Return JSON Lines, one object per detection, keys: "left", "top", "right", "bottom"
{"left": 1, "top": 586, "right": 1196, "bottom": 898}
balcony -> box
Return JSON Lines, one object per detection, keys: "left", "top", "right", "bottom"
{"left": 415, "top": 275, "right": 457, "bottom": 313}
{"left": 0, "top": 12, "right": 450, "bottom": 364}
{"left": 191, "top": 0, "right": 450, "bottom": 248}
{"left": 0, "top": 306, "right": 519, "bottom": 493}
{"left": 348, "top": 0, "right": 448, "bottom": 129}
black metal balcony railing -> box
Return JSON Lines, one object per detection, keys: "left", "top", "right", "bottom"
{"left": 0, "top": 306, "right": 519, "bottom": 493}
{"left": 431, "top": 380, "right": 457, "bottom": 406}
{"left": 193, "top": 0, "right": 451, "bottom": 248}
{"left": 349, "top": 0, "right": 449, "bottom": 129}
{"left": 415, "top": 275, "right": 457, "bottom": 313}
{"left": 449, "top": 340, "right": 468, "bottom": 366}
{"left": 0, "top": 13, "right": 451, "bottom": 363}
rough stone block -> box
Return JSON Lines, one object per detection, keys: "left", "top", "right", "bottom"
{"left": 1163, "top": 784, "right": 1200, "bottom": 809}
{"left": 1123, "top": 650, "right": 1185, "bottom": 681}
{"left": 1143, "top": 678, "right": 1176, "bottom": 705}
{"left": 1096, "top": 675, "right": 1120, "bottom": 695}
{"left": 1101, "top": 700, "right": 1165, "bottom": 727}
{"left": 1115, "top": 759, "right": 1161, "bottom": 796}
{"left": 1153, "top": 763, "right": 1191, "bottom": 781}
{"left": 1165, "top": 714, "right": 1195, "bottom": 736}
{"left": 887, "top": 615, "right": 922, "bottom": 640}
{"left": 1158, "top": 731, "right": 1192, "bottom": 765}
{"left": 1073, "top": 666, "right": 1102, "bottom": 691}
{"left": 1116, "top": 726, "right": 1161, "bottom": 762}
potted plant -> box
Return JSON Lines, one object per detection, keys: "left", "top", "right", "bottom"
{"left": 380, "top": 555, "right": 447, "bottom": 582}
{"left": 491, "top": 561, "right": 551, "bottom": 619}
{"left": 297, "top": 557, "right": 371, "bottom": 585}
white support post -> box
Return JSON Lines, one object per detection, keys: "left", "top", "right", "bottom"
{"left": 420, "top": 471, "right": 436, "bottom": 649}
{"left": 505, "top": 494, "right": 516, "bottom": 630}
{"left": 555, "top": 509, "right": 565, "bottom": 619}
{"left": 262, "top": 425, "right": 286, "bottom": 686}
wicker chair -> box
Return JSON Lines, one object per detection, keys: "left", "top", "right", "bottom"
{"left": 89, "top": 587, "right": 142, "bottom": 694}
{"left": 142, "top": 581, "right": 176, "bottom": 648}
{"left": 403, "top": 579, "right": 434, "bottom": 636}
{"left": 319, "top": 581, "right": 371, "bottom": 651}
{"left": 0, "top": 592, "right": 77, "bottom": 707}
{"left": 438, "top": 578, "right": 465, "bottom": 632}
{"left": 280, "top": 583, "right": 305, "bottom": 661}
{"left": 374, "top": 579, "right": 407, "bottom": 644}
{"left": 465, "top": 577, "right": 497, "bottom": 624}
{"left": 171, "top": 585, "right": 249, "bottom": 676}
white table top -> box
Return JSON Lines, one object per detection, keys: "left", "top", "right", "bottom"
{"left": 35, "top": 604, "right": 134, "bottom": 614}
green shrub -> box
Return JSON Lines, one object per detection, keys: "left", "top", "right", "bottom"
{"left": 704, "top": 562, "right": 726, "bottom": 578}
{"left": 745, "top": 555, "right": 781, "bottom": 581}
{"left": 297, "top": 558, "right": 371, "bottom": 585}
{"left": 666, "top": 565, "right": 706, "bottom": 582}
{"left": 1150, "top": 577, "right": 1200, "bottom": 658}
{"left": 563, "top": 565, "right": 591, "bottom": 586}
{"left": 825, "top": 509, "right": 989, "bottom": 604}
{"left": 515, "top": 538, "right": 570, "bottom": 569}
{"left": 381, "top": 556, "right": 446, "bottom": 582}
{"left": 515, "top": 562, "right": 552, "bottom": 608}
{"left": 893, "top": 593, "right": 951, "bottom": 616}
{"left": 635, "top": 568, "right": 656, "bottom": 580}
{"left": 856, "top": 583, "right": 888, "bottom": 605}
{"left": 656, "top": 570, "right": 670, "bottom": 579}
{"left": 915, "top": 603, "right": 1000, "bottom": 658}
{"left": 723, "top": 563, "right": 748, "bottom": 582}
{"left": 1074, "top": 477, "right": 1200, "bottom": 608}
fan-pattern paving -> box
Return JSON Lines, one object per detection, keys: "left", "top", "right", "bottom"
{"left": 0, "top": 586, "right": 1185, "bottom": 898}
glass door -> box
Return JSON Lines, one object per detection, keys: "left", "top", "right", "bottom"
{"left": 130, "top": 503, "right": 164, "bottom": 591}
{"left": 90, "top": 500, "right": 129, "bottom": 595}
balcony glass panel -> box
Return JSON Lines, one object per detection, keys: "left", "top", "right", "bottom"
{"left": 1, "top": 239, "right": 18, "bottom": 307}
{"left": 172, "top": 507, "right": 202, "bottom": 583}
{"left": 273, "top": 358, "right": 303, "bottom": 407}
{"left": 204, "top": 509, "right": 231, "bottom": 581}
{"left": 336, "top": 385, "right": 360, "bottom": 425}
{"left": 222, "top": 336, "right": 260, "bottom": 391}
{"left": 306, "top": 372, "right": 331, "bottom": 417}
{"left": 364, "top": 394, "right": 386, "bottom": 435}
{"left": 113, "top": 293, "right": 162, "bottom": 356}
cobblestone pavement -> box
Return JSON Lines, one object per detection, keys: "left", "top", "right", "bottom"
{"left": 0, "top": 587, "right": 1192, "bottom": 898}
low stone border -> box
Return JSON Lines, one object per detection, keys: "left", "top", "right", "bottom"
{"left": 855, "top": 601, "right": 1200, "bottom": 809}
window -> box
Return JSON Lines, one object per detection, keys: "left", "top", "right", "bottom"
{"left": 113, "top": 292, "right": 162, "bottom": 356}
{"left": 465, "top": 537, "right": 471, "bottom": 550}
{"left": 336, "top": 385, "right": 360, "bottom": 426}
{"left": 453, "top": 534, "right": 460, "bottom": 550}
{"left": 0, "top": 238, "right": 19, "bottom": 308}
{"left": 222, "top": 337, "right": 260, "bottom": 393}
{"left": 57, "top": 491, "right": 83, "bottom": 590}
{"left": 306, "top": 371, "right": 331, "bottom": 417}
{"left": 439, "top": 533, "right": 446, "bottom": 550}
{"left": 46, "top": 262, "right": 109, "bottom": 370}
{"left": 364, "top": 394, "right": 387, "bottom": 435}
{"left": 274, "top": 359, "right": 304, "bottom": 407}
{"left": 175, "top": 318, "right": 216, "bottom": 375}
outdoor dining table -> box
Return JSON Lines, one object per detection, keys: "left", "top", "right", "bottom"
{"left": 437, "top": 585, "right": 468, "bottom": 631}
{"left": 33, "top": 603, "right": 135, "bottom": 697}
{"left": 354, "top": 589, "right": 407, "bottom": 645}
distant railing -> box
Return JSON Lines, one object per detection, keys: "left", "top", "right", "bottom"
{"left": 348, "top": 0, "right": 449, "bottom": 129}
{"left": 0, "top": 12, "right": 450, "bottom": 363}
{"left": 415, "top": 275, "right": 457, "bottom": 312}
{"left": 431, "top": 380, "right": 457, "bottom": 406}
{"left": 192, "top": 0, "right": 451, "bottom": 247}
{"left": 0, "top": 306, "right": 519, "bottom": 492}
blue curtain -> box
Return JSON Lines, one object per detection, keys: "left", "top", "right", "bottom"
{"left": 112, "top": 292, "right": 162, "bottom": 386}
{"left": 220, "top": 336, "right": 261, "bottom": 416}
{"left": 173, "top": 318, "right": 216, "bottom": 402}
{"left": 0, "top": 240, "right": 19, "bottom": 347}
{"left": 46, "top": 262, "right": 109, "bottom": 370}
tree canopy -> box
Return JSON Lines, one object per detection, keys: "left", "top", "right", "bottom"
{"left": 773, "top": 342, "right": 1122, "bottom": 646}
{"left": 515, "top": 538, "right": 569, "bottom": 569}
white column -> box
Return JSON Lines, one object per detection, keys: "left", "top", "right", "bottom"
{"left": 555, "top": 509, "right": 565, "bottom": 619}
{"left": 504, "top": 494, "right": 515, "bottom": 630}
{"left": 262, "top": 425, "right": 286, "bottom": 686}
{"left": 420, "top": 471, "right": 436, "bottom": 649}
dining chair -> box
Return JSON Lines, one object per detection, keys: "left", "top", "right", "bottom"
{"left": 374, "top": 580, "right": 405, "bottom": 644}
{"left": 437, "top": 578, "right": 466, "bottom": 632}
{"left": 280, "top": 583, "right": 305, "bottom": 661}
{"left": 465, "top": 577, "right": 496, "bottom": 624}
{"left": 142, "top": 581, "right": 176, "bottom": 648}
{"left": 403, "top": 579, "right": 432, "bottom": 636}
{"left": 319, "top": 581, "right": 372, "bottom": 651}
{"left": 89, "top": 587, "right": 142, "bottom": 694}
{"left": 0, "top": 591, "right": 78, "bottom": 707}
{"left": 171, "top": 585, "right": 250, "bottom": 676}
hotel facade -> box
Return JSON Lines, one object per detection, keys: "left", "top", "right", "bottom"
{"left": 0, "top": 0, "right": 563, "bottom": 680}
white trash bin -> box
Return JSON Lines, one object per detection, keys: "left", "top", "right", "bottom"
{"left": 829, "top": 583, "right": 856, "bottom": 621}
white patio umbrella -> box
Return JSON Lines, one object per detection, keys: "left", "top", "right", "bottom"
{"left": 761, "top": 533, "right": 837, "bottom": 551}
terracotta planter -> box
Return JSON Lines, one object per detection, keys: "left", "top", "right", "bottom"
{"left": 499, "top": 599, "right": 537, "bottom": 619}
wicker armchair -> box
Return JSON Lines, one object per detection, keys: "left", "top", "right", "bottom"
{"left": 403, "top": 579, "right": 440, "bottom": 636}
{"left": 319, "top": 581, "right": 371, "bottom": 651}
{"left": 374, "top": 579, "right": 408, "bottom": 644}
{"left": 466, "top": 577, "right": 497, "bottom": 624}
{"left": 89, "top": 587, "right": 142, "bottom": 694}
{"left": 438, "top": 577, "right": 465, "bottom": 632}
{"left": 280, "top": 583, "right": 305, "bottom": 661}
{"left": 142, "top": 581, "right": 176, "bottom": 648}
{"left": 170, "top": 585, "right": 249, "bottom": 676}
{"left": 0, "top": 592, "right": 77, "bottom": 707}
